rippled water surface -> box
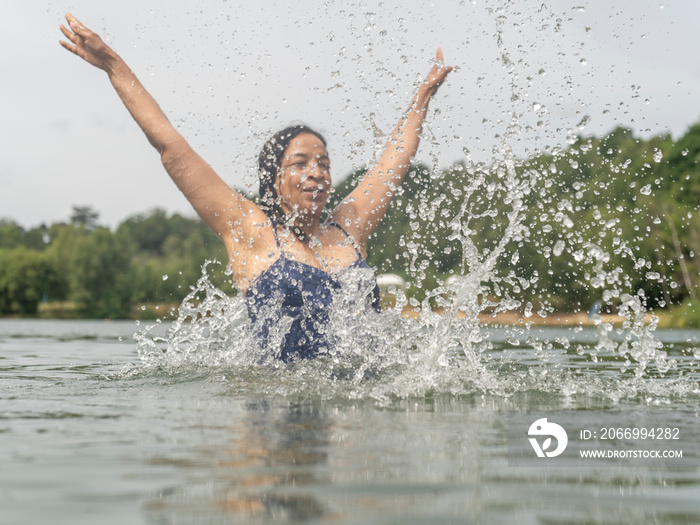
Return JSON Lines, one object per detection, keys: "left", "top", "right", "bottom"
{"left": 2, "top": 318, "right": 700, "bottom": 525}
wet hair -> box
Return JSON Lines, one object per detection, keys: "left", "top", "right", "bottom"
{"left": 257, "top": 125, "right": 327, "bottom": 236}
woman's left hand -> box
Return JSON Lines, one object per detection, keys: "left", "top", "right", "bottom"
{"left": 331, "top": 47, "right": 453, "bottom": 244}
{"left": 420, "top": 47, "right": 454, "bottom": 99}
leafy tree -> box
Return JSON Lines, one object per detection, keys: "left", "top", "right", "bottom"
{"left": 0, "top": 219, "right": 23, "bottom": 249}
{"left": 70, "top": 206, "right": 100, "bottom": 231}
{"left": 67, "top": 227, "right": 135, "bottom": 317}
{"left": 0, "top": 248, "right": 57, "bottom": 314}
{"left": 117, "top": 208, "right": 171, "bottom": 254}
{"left": 3, "top": 120, "right": 700, "bottom": 321}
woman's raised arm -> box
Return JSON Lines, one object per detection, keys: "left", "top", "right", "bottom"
{"left": 59, "top": 14, "right": 257, "bottom": 240}
{"left": 329, "top": 48, "right": 453, "bottom": 250}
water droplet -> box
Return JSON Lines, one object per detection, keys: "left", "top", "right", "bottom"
{"left": 653, "top": 149, "right": 663, "bottom": 163}
{"left": 579, "top": 58, "right": 587, "bottom": 66}
{"left": 162, "top": 274, "right": 169, "bottom": 281}
{"left": 640, "top": 184, "right": 652, "bottom": 195}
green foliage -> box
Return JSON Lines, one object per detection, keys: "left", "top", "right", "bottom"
{"left": 0, "top": 219, "right": 24, "bottom": 249}
{"left": 332, "top": 124, "right": 699, "bottom": 312}
{"left": 70, "top": 206, "right": 100, "bottom": 231}
{"left": 0, "top": 248, "right": 58, "bottom": 314}
{"left": 2, "top": 121, "right": 700, "bottom": 319}
{"left": 660, "top": 300, "right": 700, "bottom": 329}
{"left": 117, "top": 208, "right": 172, "bottom": 254}
{"left": 0, "top": 209, "right": 228, "bottom": 318}
{"left": 66, "top": 227, "right": 135, "bottom": 318}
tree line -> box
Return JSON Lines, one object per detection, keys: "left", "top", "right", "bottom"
{"left": 334, "top": 123, "right": 699, "bottom": 324}
{"left": 1, "top": 123, "right": 699, "bottom": 322}
{"left": 0, "top": 208, "right": 228, "bottom": 318}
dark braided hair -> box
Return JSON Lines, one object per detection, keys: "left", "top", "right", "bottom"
{"left": 258, "top": 125, "right": 327, "bottom": 240}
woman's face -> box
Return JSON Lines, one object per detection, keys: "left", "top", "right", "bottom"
{"left": 276, "top": 133, "right": 331, "bottom": 220}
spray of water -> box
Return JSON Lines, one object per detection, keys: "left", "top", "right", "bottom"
{"left": 133, "top": 128, "right": 696, "bottom": 403}
{"left": 134, "top": 5, "right": 698, "bottom": 404}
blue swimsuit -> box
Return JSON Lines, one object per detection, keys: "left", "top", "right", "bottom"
{"left": 245, "top": 223, "right": 380, "bottom": 361}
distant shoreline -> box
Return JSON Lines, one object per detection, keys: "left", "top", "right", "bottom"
{"left": 400, "top": 306, "right": 627, "bottom": 326}
{"left": 1, "top": 301, "right": 693, "bottom": 329}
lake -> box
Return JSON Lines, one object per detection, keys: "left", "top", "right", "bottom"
{"left": 2, "top": 318, "right": 700, "bottom": 524}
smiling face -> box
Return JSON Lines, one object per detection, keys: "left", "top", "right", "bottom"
{"left": 275, "top": 132, "right": 331, "bottom": 222}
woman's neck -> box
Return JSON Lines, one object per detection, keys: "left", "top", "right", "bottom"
{"left": 282, "top": 208, "right": 323, "bottom": 240}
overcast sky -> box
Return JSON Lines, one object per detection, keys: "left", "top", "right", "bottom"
{"left": 3, "top": 0, "right": 699, "bottom": 228}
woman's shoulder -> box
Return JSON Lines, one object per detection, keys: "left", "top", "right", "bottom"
{"left": 318, "top": 222, "right": 367, "bottom": 265}
{"left": 223, "top": 210, "right": 278, "bottom": 260}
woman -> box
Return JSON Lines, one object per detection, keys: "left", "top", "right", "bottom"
{"left": 59, "top": 13, "right": 452, "bottom": 361}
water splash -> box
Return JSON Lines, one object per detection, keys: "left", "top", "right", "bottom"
{"left": 133, "top": 5, "right": 699, "bottom": 405}
{"left": 132, "top": 116, "right": 698, "bottom": 404}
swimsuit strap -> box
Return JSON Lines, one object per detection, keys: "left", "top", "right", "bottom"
{"left": 271, "top": 222, "right": 281, "bottom": 248}
{"left": 328, "top": 222, "right": 363, "bottom": 259}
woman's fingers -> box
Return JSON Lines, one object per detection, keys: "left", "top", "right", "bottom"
{"left": 59, "top": 39, "right": 84, "bottom": 58}
{"left": 59, "top": 23, "right": 77, "bottom": 43}
{"left": 420, "top": 48, "right": 453, "bottom": 94}
{"left": 65, "top": 13, "right": 92, "bottom": 38}
{"left": 59, "top": 24, "right": 81, "bottom": 55}
{"left": 59, "top": 19, "right": 87, "bottom": 58}
{"left": 59, "top": 14, "right": 87, "bottom": 50}
{"left": 434, "top": 48, "right": 453, "bottom": 74}
{"left": 59, "top": 13, "right": 113, "bottom": 70}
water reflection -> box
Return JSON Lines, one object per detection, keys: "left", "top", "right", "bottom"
{"left": 220, "top": 400, "right": 329, "bottom": 520}
{"left": 144, "top": 399, "right": 331, "bottom": 523}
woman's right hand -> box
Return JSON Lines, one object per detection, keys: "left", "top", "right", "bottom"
{"left": 55, "top": 13, "right": 307, "bottom": 281}
{"left": 59, "top": 13, "right": 116, "bottom": 71}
